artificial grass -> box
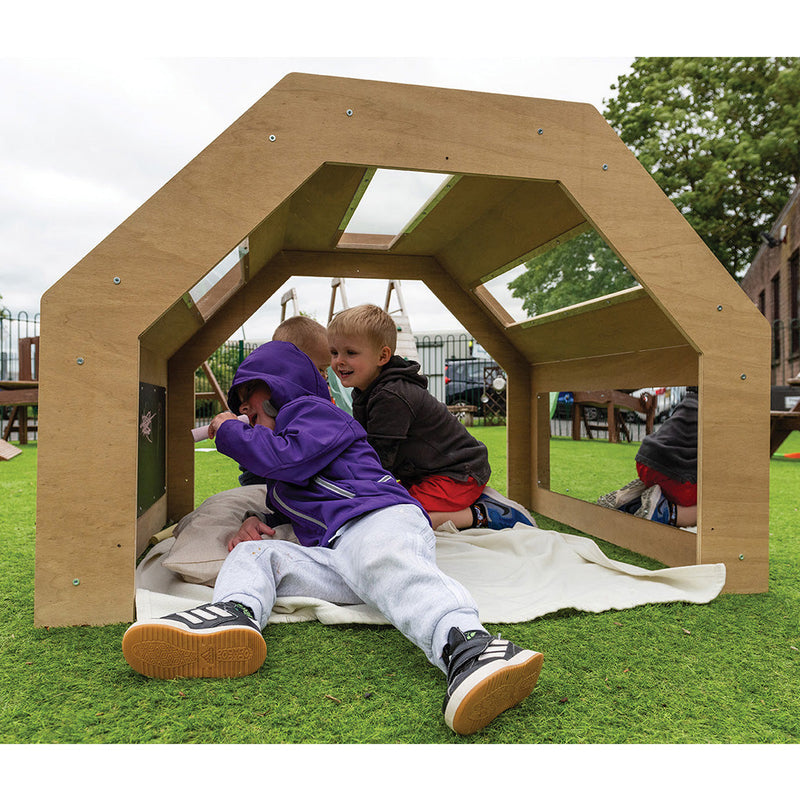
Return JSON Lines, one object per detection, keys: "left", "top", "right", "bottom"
{"left": 1, "top": 432, "right": 798, "bottom": 744}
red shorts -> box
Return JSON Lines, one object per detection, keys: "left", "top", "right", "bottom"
{"left": 636, "top": 463, "right": 697, "bottom": 507}
{"left": 405, "top": 475, "right": 485, "bottom": 512}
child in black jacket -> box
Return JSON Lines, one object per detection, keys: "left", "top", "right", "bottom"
{"left": 328, "top": 304, "right": 536, "bottom": 531}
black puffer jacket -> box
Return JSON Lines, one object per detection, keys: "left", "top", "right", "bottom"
{"left": 351, "top": 357, "right": 491, "bottom": 488}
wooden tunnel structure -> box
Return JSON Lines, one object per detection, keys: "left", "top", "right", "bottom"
{"left": 35, "top": 73, "right": 771, "bottom": 627}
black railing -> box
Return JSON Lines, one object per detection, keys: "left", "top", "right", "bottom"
{"left": 0, "top": 311, "right": 41, "bottom": 442}
{"left": 0, "top": 311, "right": 40, "bottom": 381}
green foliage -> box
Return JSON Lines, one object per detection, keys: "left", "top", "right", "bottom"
{"left": 509, "top": 57, "right": 800, "bottom": 314}
{"left": 509, "top": 230, "right": 637, "bottom": 317}
{"left": 605, "top": 57, "right": 800, "bottom": 277}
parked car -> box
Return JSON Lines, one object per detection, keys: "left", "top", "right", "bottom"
{"left": 444, "top": 358, "right": 506, "bottom": 416}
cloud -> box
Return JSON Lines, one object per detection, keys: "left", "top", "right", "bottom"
{"left": 0, "top": 56, "right": 635, "bottom": 336}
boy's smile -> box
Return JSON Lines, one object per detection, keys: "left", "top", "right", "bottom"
{"left": 328, "top": 335, "right": 391, "bottom": 391}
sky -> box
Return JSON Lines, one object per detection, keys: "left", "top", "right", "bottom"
{"left": 1, "top": 3, "right": 793, "bottom": 786}
{"left": 0, "top": 4, "right": 787, "bottom": 343}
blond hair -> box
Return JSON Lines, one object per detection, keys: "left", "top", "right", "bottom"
{"left": 272, "top": 315, "right": 328, "bottom": 353}
{"left": 327, "top": 304, "right": 397, "bottom": 352}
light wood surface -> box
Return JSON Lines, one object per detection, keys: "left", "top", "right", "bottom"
{"left": 35, "top": 72, "right": 771, "bottom": 626}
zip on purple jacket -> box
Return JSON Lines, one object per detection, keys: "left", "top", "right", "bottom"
{"left": 215, "top": 340, "right": 428, "bottom": 547}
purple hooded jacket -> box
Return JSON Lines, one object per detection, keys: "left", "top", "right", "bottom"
{"left": 216, "top": 340, "right": 427, "bottom": 547}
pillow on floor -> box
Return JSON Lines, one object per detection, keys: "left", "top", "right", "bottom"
{"left": 162, "top": 485, "right": 297, "bottom": 585}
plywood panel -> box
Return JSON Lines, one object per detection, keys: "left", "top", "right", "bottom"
{"left": 391, "top": 175, "right": 519, "bottom": 256}
{"left": 166, "top": 362, "right": 197, "bottom": 526}
{"left": 140, "top": 297, "right": 204, "bottom": 360}
{"left": 284, "top": 164, "right": 372, "bottom": 250}
{"left": 533, "top": 489, "right": 699, "bottom": 567}
{"left": 532, "top": 346, "right": 698, "bottom": 392}
{"left": 437, "top": 180, "right": 587, "bottom": 287}
{"left": 194, "top": 259, "right": 245, "bottom": 321}
{"left": 507, "top": 288, "right": 689, "bottom": 365}
{"left": 35, "top": 72, "right": 772, "bottom": 626}
{"left": 695, "top": 349, "right": 771, "bottom": 592}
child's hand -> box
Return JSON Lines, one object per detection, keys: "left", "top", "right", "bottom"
{"left": 208, "top": 411, "right": 238, "bottom": 439}
{"left": 227, "top": 517, "right": 277, "bottom": 552}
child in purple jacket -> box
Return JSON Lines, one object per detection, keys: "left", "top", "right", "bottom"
{"left": 122, "top": 340, "right": 543, "bottom": 735}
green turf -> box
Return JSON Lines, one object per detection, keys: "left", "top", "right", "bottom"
{"left": 1, "top": 432, "right": 798, "bottom": 744}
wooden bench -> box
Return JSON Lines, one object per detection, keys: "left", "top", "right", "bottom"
{"left": 571, "top": 389, "right": 656, "bottom": 443}
{"left": 448, "top": 403, "right": 478, "bottom": 426}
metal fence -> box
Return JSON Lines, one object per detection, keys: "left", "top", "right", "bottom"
{"left": 0, "top": 311, "right": 40, "bottom": 381}
{"left": 0, "top": 312, "right": 40, "bottom": 442}
{"left": 0, "top": 318, "right": 683, "bottom": 444}
{"left": 193, "top": 334, "right": 478, "bottom": 428}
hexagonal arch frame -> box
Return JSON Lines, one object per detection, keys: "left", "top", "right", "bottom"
{"left": 35, "top": 73, "right": 771, "bottom": 626}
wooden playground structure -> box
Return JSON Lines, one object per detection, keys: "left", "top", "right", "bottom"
{"left": 35, "top": 73, "right": 771, "bottom": 627}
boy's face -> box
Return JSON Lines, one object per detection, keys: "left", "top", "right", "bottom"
{"left": 328, "top": 334, "right": 391, "bottom": 391}
{"left": 307, "top": 337, "right": 332, "bottom": 377}
{"left": 237, "top": 380, "right": 276, "bottom": 430}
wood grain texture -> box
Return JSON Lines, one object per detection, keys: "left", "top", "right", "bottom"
{"left": 35, "top": 73, "right": 770, "bottom": 625}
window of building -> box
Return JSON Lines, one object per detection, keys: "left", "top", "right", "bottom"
{"left": 790, "top": 250, "right": 799, "bottom": 356}
{"left": 772, "top": 272, "right": 782, "bottom": 364}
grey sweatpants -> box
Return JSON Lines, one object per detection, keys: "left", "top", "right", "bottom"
{"left": 212, "top": 504, "right": 484, "bottom": 671}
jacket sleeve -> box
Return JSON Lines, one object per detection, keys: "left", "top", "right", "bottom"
{"left": 216, "top": 400, "right": 359, "bottom": 484}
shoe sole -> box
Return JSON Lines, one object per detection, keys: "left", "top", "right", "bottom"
{"left": 633, "top": 485, "right": 662, "bottom": 521}
{"left": 122, "top": 622, "right": 266, "bottom": 679}
{"left": 597, "top": 479, "right": 645, "bottom": 509}
{"left": 444, "top": 650, "right": 543, "bottom": 735}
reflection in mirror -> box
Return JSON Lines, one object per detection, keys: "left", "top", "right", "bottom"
{"left": 547, "top": 386, "right": 698, "bottom": 530}
{"left": 506, "top": 228, "right": 638, "bottom": 319}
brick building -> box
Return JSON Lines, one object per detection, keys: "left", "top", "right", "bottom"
{"left": 740, "top": 182, "right": 800, "bottom": 389}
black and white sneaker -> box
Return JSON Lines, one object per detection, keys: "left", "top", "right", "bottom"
{"left": 122, "top": 601, "right": 266, "bottom": 679}
{"left": 597, "top": 478, "right": 646, "bottom": 510}
{"left": 442, "top": 628, "right": 543, "bottom": 735}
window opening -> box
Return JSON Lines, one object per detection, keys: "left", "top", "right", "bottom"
{"left": 338, "top": 168, "right": 455, "bottom": 243}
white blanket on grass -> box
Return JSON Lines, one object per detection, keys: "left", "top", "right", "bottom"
{"left": 135, "top": 524, "right": 726, "bottom": 625}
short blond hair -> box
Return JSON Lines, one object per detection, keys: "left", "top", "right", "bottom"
{"left": 327, "top": 304, "right": 397, "bottom": 352}
{"left": 272, "top": 315, "right": 327, "bottom": 352}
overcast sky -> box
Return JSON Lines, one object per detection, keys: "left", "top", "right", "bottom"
{"left": 0, "top": 4, "right": 785, "bottom": 341}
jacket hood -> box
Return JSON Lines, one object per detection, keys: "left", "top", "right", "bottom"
{"left": 367, "top": 355, "right": 427, "bottom": 391}
{"left": 226, "top": 341, "right": 330, "bottom": 413}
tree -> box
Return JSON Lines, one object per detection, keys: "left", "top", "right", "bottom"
{"left": 508, "top": 230, "right": 636, "bottom": 317}
{"left": 510, "top": 57, "right": 800, "bottom": 315}
{"left": 605, "top": 57, "right": 800, "bottom": 278}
